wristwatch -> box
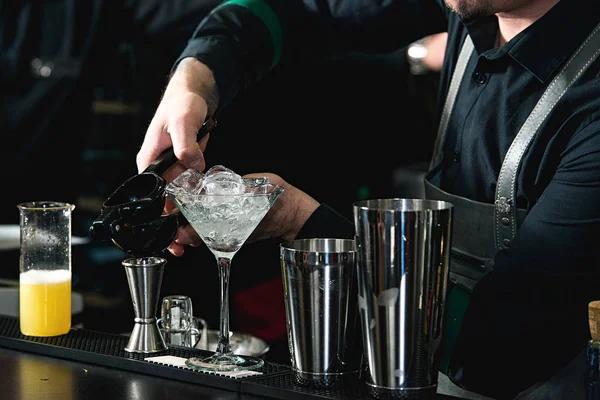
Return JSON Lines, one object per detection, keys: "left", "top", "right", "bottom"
{"left": 406, "top": 39, "right": 429, "bottom": 75}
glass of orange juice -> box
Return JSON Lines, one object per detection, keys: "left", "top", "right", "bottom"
{"left": 17, "top": 201, "right": 75, "bottom": 337}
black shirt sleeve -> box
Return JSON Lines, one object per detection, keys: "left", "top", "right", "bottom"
{"left": 295, "top": 204, "right": 354, "bottom": 240}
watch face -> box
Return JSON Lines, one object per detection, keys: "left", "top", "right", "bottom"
{"left": 407, "top": 40, "right": 429, "bottom": 75}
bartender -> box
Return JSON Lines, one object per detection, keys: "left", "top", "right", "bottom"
{"left": 135, "top": 0, "right": 600, "bottom": 398}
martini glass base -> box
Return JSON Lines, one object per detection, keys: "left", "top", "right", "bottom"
{"left": 185, "top": 353, "right": 264, "bottom": 371}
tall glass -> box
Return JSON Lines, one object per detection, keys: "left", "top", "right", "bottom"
{"left": 18, "top": 201, "right": 75, "bottom": 337}
{"left": 165, "top": 168, "right": 284, "bottom": 371}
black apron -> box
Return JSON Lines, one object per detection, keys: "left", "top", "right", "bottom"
{"left": 423, "top": 26, "right": 600, "bottom": 377}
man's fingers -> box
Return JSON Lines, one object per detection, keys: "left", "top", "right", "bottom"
{"left": 137, "top": 89, "right": 208, "bottom": 174}
{"left": 137, "top": 115, "right": 172, "bottom": 173}
{"left": 167, "top": 223, "right": 202, "bottom": 256}
{"left": 167, "top": 93, "right": 207, "bottom": 171}
{"left": 167, "top": 242, "right": 185, "bottom": 257}
{"left": 175, "top": 225, "right": 202, "bottom": 247}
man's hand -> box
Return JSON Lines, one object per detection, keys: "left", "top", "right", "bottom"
{"left": 136, "top": 58, "right": 218, "bottom": 179}
{"left": 166, "top": 172, "right": 321, "bottom": 256}
{"left": 244, "top": 173, "right": 320, "bottom": 244}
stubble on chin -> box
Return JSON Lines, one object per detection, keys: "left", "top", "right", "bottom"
{"left": 443, "top": 0, "right": 495, "bottom": 20}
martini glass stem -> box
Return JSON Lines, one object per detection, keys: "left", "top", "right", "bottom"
{"left": 216, "top": 256, "right": 233, "bottom": 355}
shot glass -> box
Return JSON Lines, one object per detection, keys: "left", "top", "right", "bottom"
{"left": 158, "top": 295, "right": 202, "bottom": 348}
{"left": 18, "top": 201, "right": 75, "bottom": 337}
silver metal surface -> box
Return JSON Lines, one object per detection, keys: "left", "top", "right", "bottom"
{"left": 353, "top": 199, "right": 453, "bottom": 398}
{"left": 280, "top": 238, "right": 362, "bottom": 388}
{"left": 195, "top": 329, "right": 270, "bottom": 358}
{"left": 123, "top": 257, "right": 167, "bottom": 353}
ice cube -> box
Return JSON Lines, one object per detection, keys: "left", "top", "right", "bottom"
{"left": 242, "top": 177, "right": 270, "bottom": 188}
{"left": 166, "top": 169, "right": 205, "bottom": 196}
{"left": 202, "top": 165, "right": 244, "bottom": 195}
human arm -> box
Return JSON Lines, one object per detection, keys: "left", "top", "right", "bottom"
{"left": 136, "top": 0, "right": 449, "bottom": 174}
{"left": 246, "top": 173, "right": 354, "bottom": 243}
{"left": 136, "top": 58, "right": 219, "bottom": 179}
{"left": 407, "top": 32, "right": 447, "bottom": 75}
{"left": 451, "top": 119, "right": 600, "bottom": 397}
{"left": 421, "top": 31, "right": 448, "bottom": 72}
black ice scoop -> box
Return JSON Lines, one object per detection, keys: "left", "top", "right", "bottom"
{"left": 88, "top": 117, "right": 216, "bottom": 257}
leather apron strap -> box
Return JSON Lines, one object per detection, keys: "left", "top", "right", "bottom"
{"left": 426, "top": 24, "right": 600, "bottom": 378}
{"left": 427, "top": 22, "right": 600, "bottom": 271}
{"left": 494, "top": 22, "right": 600, "bottom": 250}
{"left": 429, "top": 35, "right": 474, "bottom": 175}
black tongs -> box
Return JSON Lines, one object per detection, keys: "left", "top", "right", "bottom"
{"left": 88, "top": 117, "right": 217, "bottom": 257}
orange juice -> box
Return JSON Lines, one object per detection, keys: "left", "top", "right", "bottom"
{"left": 19, "top": 269, "right": 72, "bottom": 336}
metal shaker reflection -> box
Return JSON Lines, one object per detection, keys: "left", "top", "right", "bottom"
{"left": 280, "top": 238, "right": 362, "bottom": 388}
{"left": 353, "top": 199, "right": 453, "bottom": 399}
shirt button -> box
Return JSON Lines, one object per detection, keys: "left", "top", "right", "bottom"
{"left": 453, "top": 151, "right": 461, "bottom": 163}
{"left": 501, "top": 217, "right": 510, "bottom": 226}
{"left": 503, "top": 238, "right": 511, "bottom": 247}
{"left": 473, "top": 72, "right": 487, "bottom": 84}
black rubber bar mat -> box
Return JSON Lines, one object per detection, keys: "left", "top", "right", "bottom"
{"left": 0, "top": 315, "right": 287, "bottom": 394}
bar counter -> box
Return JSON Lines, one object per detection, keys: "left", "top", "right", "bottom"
{"left": 0, "top": 314, "right": 590, "bottom": 400}
{"left": 0, "top": 347, "right": 260, "bottom": 400}
{"left": 0, "top": 315, "right": 469, "bottom": 400}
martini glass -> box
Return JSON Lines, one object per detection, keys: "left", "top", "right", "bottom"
{"left": 165, "top": 166, "right": 284, "bottom": 371}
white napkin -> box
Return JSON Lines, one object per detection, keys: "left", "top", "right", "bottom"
{"left": 144, "top": 355, "right": 263, "bottom": 379}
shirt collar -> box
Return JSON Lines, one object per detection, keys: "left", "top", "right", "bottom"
{"left": 464, "top": 0, "right": 598, "bottom": 83}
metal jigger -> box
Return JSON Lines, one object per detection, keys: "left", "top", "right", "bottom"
{"left": 122, "top": 256, "right": 167, "bottom": 353}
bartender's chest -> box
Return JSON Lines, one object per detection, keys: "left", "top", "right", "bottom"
{"left": 438, "top": 53, "right": 551, "bottom": 205}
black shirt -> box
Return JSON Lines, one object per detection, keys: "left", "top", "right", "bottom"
{"left": 176, "top": 0, "right": 600, "bottom": 397}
